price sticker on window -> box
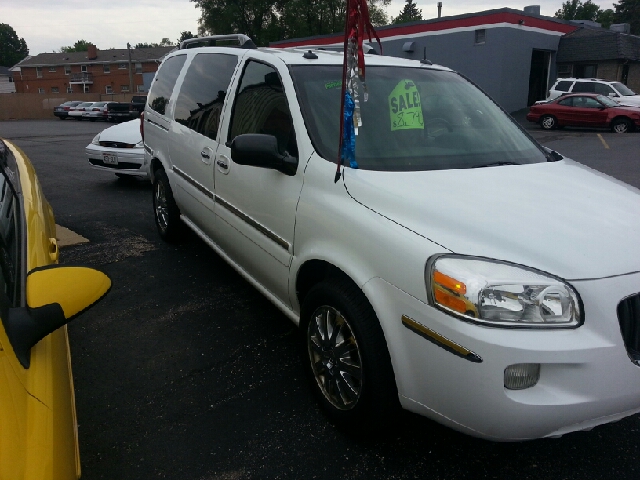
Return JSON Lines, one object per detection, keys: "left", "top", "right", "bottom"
{"left": 389, "top": 80, "right": 424, "bottom": 131}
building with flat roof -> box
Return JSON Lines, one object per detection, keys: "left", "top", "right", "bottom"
{"left": 272, "top": 7, "right": 578, "bottom": 112}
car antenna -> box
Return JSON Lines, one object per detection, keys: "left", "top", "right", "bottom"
{"left": 420, "top": 47, "right": 432, "bottom": 65}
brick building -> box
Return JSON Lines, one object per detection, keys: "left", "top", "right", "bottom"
{"left": 10, "top": 44, "right": 174, "bottom": 96}
{"left": 556, "top": 26, "right": 640, "bottom": 94}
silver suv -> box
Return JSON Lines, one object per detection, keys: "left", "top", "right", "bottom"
{"left": 546, "top": 77, "right": 640, "bottom": 106}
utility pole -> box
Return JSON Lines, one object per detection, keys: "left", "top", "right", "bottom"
{"left": 127, "top": 42, "right": 134, "bottom": 96}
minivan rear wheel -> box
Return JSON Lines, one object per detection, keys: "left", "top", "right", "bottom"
{"left": 153, "top": 169, "right": 183, "bottom": 242}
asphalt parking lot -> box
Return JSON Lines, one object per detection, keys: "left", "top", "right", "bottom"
{"left": 1, "top": 118, "right": 640, "bottom": 480}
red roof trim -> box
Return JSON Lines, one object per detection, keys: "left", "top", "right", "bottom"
{"left": 273, "top": 12, "right": 578, "bottom": 48}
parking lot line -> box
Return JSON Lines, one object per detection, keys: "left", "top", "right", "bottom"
{"left": 597, "top": 134, "right": 610, "bottom": 149}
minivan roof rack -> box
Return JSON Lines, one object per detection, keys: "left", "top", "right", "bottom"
{"left": 299, "top": 44, "right": 378, "bottom": 55}
{"left": 179, "top": 34, "right": 256, "bottom": 50}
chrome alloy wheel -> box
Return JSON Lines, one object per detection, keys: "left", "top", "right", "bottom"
{"left": 613, "top": 121, "right": 630, "bottom": 133}
{"left": 307, "top": 305, "right": 363, "bottom": 410}
{"left": 541, "top": 115, "right": 556, "bottom": 129}
{"left": 154, "top": 180, "right": 169, "bottom": 233}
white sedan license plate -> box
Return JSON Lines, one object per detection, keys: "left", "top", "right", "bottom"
{"left": 103, "top": 153, "right": 118, "bottom": 165}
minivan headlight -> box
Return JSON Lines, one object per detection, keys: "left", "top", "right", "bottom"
{"left": 426, "top": 255, "right": 582, "bottom": 328}
{"left": 91, "top": 134, "right": 100, "bottom": 145}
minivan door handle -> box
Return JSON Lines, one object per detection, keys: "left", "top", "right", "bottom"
{"left": 216, "top": 155, "right": 230, "bottom": 175}
{"left": 200, "top": 147, "right": 214, "bottom": 165}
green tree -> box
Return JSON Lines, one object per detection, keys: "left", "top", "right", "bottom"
{"left": 178, "top": 31, "right": 196, "bottom": 44}
{"left": 613, "top": 0, "right": 640, "bottom": 34}
{"left": 393, "top": 0, "right": 422, "bottom": 24}
{"left": 192, "top": 0, "right": 390, "bottom": 47}
{"left": 136, "top": 38, "right": 175, "bottom": 48}
{"left": 555, "top": 0, "right": 616, "bottom": 28}
{"left": 60, "top": 39, "right": 91, "bottom": 53}
{"left": 0, "top": 23, "right": 29, "bottom": 67}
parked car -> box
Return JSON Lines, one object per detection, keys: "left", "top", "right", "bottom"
{"left": 106, "top": 102, "right": 133, "bottom": 122}
{"left": 527, "top": 93, "right": 640, "bottom": 132}
{"left": 82, "top": 101, "right": 115, "bottom": 121}
{"left": 86, "top": 119, "right": 147, "bottom": 178}
{"left": 129, "top": 94, "right": 147, "bottom": 118}
{"left": 543, "top": 77, "right": 640, "bottom": 107}
{"left": 68, "top": 101, "right": 96, "bottom": 120}
{"left": 53, "top": 100, "right": 83, "bottom": 120}
{"left": 0, "top": 139, "right": 110, "bottom": 479}
{"left": 144, "top": 35, "right": 640, "bottom": 441}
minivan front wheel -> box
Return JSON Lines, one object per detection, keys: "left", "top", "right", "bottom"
{"left": 300, "top": 279, "right": 398, "bottom": 429}
{"left": 153, "top": 169, "right": 182, "bottom": 242}
{"left": 540, "top": 115, "right": 557, "bottom": 130}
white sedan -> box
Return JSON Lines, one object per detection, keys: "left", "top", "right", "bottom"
{"left": 82, "top": 101, "right": 115, "bottom": 121}
{"left": 86, "top": 119, "right": 148, "bottom": 179}
{"left": 68, "top": 101, "right": 96, "bottom": 120}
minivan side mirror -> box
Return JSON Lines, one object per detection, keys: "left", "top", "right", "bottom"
{"left": 226, "top": 134, "right": 298, "bottom": 176}
{"left": 2, "top": 266, "right": 111, "bottom": 368}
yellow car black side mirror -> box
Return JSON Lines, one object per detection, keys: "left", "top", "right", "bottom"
{"left": 1, "top": 266, "right": 111, "bottom": 368}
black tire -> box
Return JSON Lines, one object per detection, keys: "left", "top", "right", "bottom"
{"left": 611, "top": 118, "right": 633, "bottom": 134}
{"left": 300, "top": 277, "right": 399, "bottom": 431}
{"left": 58, "top": 116, "right": 65, "bottom": 120}
{"left": 153, "top": 169, "right": 183, "bottom": 242}
{"left": 75, "top": 117, "right": 82, "bottom": 121}
{"left": 540, "top": 115, "right": 557, "bottom": 130}
{"left": 89, "top": 118, "right": 96, "bottom": 122}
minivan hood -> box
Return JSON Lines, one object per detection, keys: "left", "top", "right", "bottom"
{"left": 343, "top": 160, "right": 640, "bottom": 280}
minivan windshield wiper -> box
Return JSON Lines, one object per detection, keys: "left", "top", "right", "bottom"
{"left": 471, "top": 161, "right": 521, "bottom": 168}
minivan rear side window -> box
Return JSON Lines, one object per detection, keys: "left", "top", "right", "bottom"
{"left": 174, "top": 53, "right": 239, "bottom": 141}
{"left": 147, "top": 55, "right": 187, "bottom": 116}
{"left": 555, "top": 80, "right": 573, "bottom": 92}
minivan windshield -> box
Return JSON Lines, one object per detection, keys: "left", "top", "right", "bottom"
{"left": 290, "top": 66, "right": 547, "bottom": 171}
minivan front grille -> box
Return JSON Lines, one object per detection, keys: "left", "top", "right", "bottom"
{"left": 617, "top": 293, "right": 640, "bottom": 362}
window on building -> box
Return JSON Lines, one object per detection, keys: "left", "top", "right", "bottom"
{"left": 36, "top": 67, "right": 42, "bottom": 78}
{"left": 67, "top": 86, "right": 73, "bottom": 93}
{"left": 81, "top": 65, "right": 88, "bottom": 73}
{"left": 38, "top": 88, "right": 45, "bottom": 94}
{"left": 49, "top": 66, "right": 56, "bottom": 72}
{"left": 64, "top": 65, "right": 71, "bottom": 75}
{"left": 557, "top": 65, "right": 572, "bottom": 77}
{"left": 474, "top": 29, "right": 486, "bottom": 45}
{"left": 136, "top": 85, "right": 145, "bottom": 93}
{"left": 83, "top": 85, "right": 90, "bottom": 93}
{"left": 121, "top": 85, "right": 130, "bottom": 92}
{"left": 51, "top": 87, "right": 59, "bottom": 93}
{"left": 106, "top": 85, "right": 113, "bottom": 94}
{"left": 574, "top": 64, "right": 597, "bottom": 78}
{"left": 119, "top": 63, "right": 127, "bottom": 69}
{"left": 135, "top": 63, "right": 142, "bottom": 73}
{"left": 103, "top": 64, "right": 111, "bottom": 73}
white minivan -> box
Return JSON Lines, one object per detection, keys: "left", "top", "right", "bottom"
{"left": 143, "top": 35, "right": 640, "bottom": 441}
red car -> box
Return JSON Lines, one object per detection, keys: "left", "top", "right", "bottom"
{"left": 527, "top": 93, "right": 640, "bottom": 133}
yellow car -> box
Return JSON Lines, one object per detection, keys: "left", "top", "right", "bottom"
{"left": 0, "top": 139, "right": 111, "bottom": 479}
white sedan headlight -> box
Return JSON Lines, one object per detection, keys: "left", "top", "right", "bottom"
{"left": 91, "top": 134, "right": 100, "bottom": 146}
{"left": 426, "top": 255, "right": 582, "bottom": 328}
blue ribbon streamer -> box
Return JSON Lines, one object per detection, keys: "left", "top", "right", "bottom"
{"left": 341, "top": 91, "right": 358, "bottom": 169}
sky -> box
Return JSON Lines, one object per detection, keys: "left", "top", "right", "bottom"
{"left": 4, "top": 0, "right": 613, "bottom": 56}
